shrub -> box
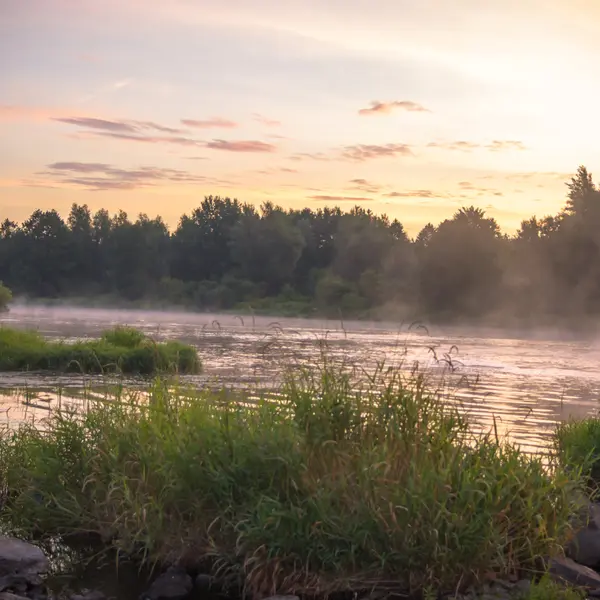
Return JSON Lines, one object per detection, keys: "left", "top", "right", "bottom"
{"left": 0, "top": 282, "right": 12, "bottom": 312}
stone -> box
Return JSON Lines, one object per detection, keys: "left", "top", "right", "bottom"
{"left": 71, "top": 591, "right": 106, "bottom": 600}
{"left": 194, "top": 574, "right": 214, "bottom": 592}
{"left": 139, "top": 567, "right": 193, "bottom": 600}
{"left": 0, "top": 537, "right": 49, "bottom": 576}
{"left": 262, "top": 596, "right": 300, "bottom": 600}
{"left": 549, "top": 556, "right": 600, "bottom": 588}
{"left": 0, "top": 593, "right": 30, "bottom": 600}
{"left": 568, "top": 527, "right": 600, "bottom": 567}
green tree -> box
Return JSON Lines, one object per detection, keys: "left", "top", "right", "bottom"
{"left": 0, "top": 282, "right": 12, "bottom": 312}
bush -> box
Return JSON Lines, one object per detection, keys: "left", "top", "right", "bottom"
{"left": 0, "top": 365, "right": 582, "bottom": 597}
{"left": 0, "top": 326, "right": 200, "bottom": 375}
{"left": 0, "top": 282, "right": 12, "bottom": 312}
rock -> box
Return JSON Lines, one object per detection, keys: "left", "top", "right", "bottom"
{"left": 71, "top": 591, "right": 106, "bottom": 600}
{"left": 139, "top": 567, "right": 193, "bottom": 600}
{"left": 0, "top": 593, "right": 30, "bottom": 600}
{"left": 568, "top": 527, "right": 600, "bottom": 567}
{"left": 194, "top": 574, "right": 214, "bottom": 592}
{"left": 549, "top": 556, "right": 600, "bottom": 588}
{"left": 0, "top": 537, "right": 49, "bottom": 576}
{"left": 262, "top": 596, "right": 300, "bottom": 600}
{"left": 567, "top": 502, "right": 600, "bottom": 567}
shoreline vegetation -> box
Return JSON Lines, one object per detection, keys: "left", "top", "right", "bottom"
{"left": 3, "top": 166, "right": 600, "bottom": 326}
{"left": 0, "top": 325, "right": 200, "bottom": 375}
{"left": 0, "top": 364, "right": 598, "bottom": 599}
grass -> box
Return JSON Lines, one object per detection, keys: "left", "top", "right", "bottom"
{"left": 555, "top": 417, "right": 600, "bottom": 495}
{"left": 0, "top": 326, "right": 200, "bottom": 375}
{"left": 0, "top": 364, "right": 586, "bottom": 598}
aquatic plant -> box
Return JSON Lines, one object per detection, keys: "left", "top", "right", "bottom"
{"left": 0, "top": 365, "right": 584, "bottom": 597}
{"left": 0, "top": 326, "right": 200, "bottom": 375}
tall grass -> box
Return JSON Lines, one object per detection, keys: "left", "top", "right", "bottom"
{"left": 0, "top": 365, "right": 584, "bottom": 597}
{"left": 555, "top": 417, "right": 600, "bottom": 492}
{"left": 0, "top": 326, "right": 200, "bottom": 375}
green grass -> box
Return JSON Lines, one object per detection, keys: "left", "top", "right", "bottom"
{"left": 555, "top": 417, "right": 600, "bottom": 491}
{"left": 519, "top": 574, "right": 585, "bottom": 600}
{"left": 0, "top": 326, "right": 200, "bottom": 375}
{"left": 0, "top": 365, "right": 585, "bottom": 597}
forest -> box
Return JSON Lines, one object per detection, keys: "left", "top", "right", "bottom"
{"left": 1, "top": 166, "right": 599, "bottom": 323}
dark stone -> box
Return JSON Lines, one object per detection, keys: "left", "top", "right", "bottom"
{"left": 194, "top": 574, "right": 214, "bottom": 592}
{"left": 139, "top": 567, "right": 193, "bottom": 600}
{"left": 71, "top": 591, "right": 107, "bottom": 600}
{"left": 567, "top": 502, "right": 600, "bottom": 568}
{"left": 549, "top": 556, "right": 600, "bottom": 588}
{"left": 0, "top": 593, "right": 30, "bottom": 600}
{"left": 262, "top": 596, "right": 300, "bottom": 600}
{"left": 0, "top": 537, "right": 49, "bottom": 576}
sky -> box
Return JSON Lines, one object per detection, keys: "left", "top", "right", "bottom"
{"left": 1, "top": 0, "right": 600, "bottom": 235}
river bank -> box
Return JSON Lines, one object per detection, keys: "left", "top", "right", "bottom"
{"left": 1, "top": 366, "right": 600, "bottom": 599}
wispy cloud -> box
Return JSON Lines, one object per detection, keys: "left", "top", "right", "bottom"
{"left": 42, "top": 161, "right": 218, "bottom": 191}
{"left": 358, "top": 100, "right": 430, "bottom": 116}
{"left": 289, "top": 152, "right": 330, "bottom": 161}
{"left": 385, "top": 190, "right": 444, "bottom": 198}
{"left": 96, "top": 132, "right": 201, "bottom": 146}
{"left": 206, "top": 139, "right": 276, "bottom": 152}
{"left": 485, "top": 140, "right": 527, "bottom": 151}
{"left": 53, "top": 116, "right": 187, "bottom": 135}
{"left": 182, "top": 117, "right": 238, "bottom": 129}
{"left": 428, "top": 140, "right": 527, "bottom": 152}
{"left": 349, "top": 178, "right": 382, "bottom": 193}
{"left": 310, "top": 195, "right": 373, "bottom": 202}
{"left": 341, "top": 143, "right": 413, "bottom": 161}
{"left": 252, "top": 113, "right": 282, "bottom": 127}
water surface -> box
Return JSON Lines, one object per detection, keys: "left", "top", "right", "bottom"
{"left": 2, "top": 305, "right": 600, "bottom": 454}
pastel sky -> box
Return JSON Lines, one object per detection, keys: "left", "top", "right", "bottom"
{"left": 2, "top": 0, "right": 600, "bottom": 235}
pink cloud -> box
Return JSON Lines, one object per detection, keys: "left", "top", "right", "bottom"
{"left": 358, "top": 100, "right": 430, "bottom": 115}
{"left": 206, "top": 139, "right": 276, "bottom": 153}
{"left": 182, "top": 117, "right": 238, "bottom": 129}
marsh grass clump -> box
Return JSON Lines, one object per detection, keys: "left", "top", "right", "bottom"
{"left": 555, "top": 417, "right": 600, "bottom": 490}
{"left": 0, "top": 326, "right": 200, "bottom": 375}
{"left": 0, "top": 365, "right": 584, "bottom": 597}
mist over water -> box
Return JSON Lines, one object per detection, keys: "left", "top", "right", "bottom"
{"left": 2, "top": 305, "right": 600, "bottom": 454}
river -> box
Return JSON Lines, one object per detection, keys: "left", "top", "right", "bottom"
{"left": 2, "top": 305, "right": 600, "bottom": 454}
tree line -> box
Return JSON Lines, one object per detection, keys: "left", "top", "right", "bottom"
{"left": 1, "top": 166, "right": 598, "bottom": 323}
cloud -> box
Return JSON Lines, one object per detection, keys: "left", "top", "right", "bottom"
{"left": 97, "top": 132, "right": 201, "bottom": 146}
{"left": 358, "top": 100, "right": 430, "bottom": 115}
{"left": 182, "top": 117, "right": 238, "bottom": 129}
{"left": 349, "top": 178, "right": 382, "bottom": 194}
{"left": 428, "top": 140, "right": 527, "bottom": 152}
{"left": 52, "top": 116, "right": 186, "bottom": 135}
{"left": 253, "top": 113, "right": 282, "bottom": 127}
{"left": 42, "top": 161, "right": 217, "bottom": 191}
{"left": 289, "top": 152, "right": 330, "bottom": 161}
{"left": 255, "top": 167, "right": 298, "bottom": 175}
{"left": 310, "top": 195, "right": 373, "bottom": 202}
{"left": 206, "top": 139, "right": 276, "bottom": 152}
{"left": 385, "top": 190, "right": 442, "bottom": 198}
{"left": 427, "top": 141, "right": 481, "bottom": 152}
{"left": 341, "top": 143, "right": 413, "bottom": 161}
{"left": 485, "top": 140, "right": 527, "bottom": 151}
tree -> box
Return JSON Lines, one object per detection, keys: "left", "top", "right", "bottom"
{"left": 230, "top": 204, "right": 306, "bottom": 294}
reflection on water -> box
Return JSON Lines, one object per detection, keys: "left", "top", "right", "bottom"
{"left": 2, "top": 305, "right": 600, "bottom": 454}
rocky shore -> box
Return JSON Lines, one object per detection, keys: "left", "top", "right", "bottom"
{"left": 5, "top": 503, "right": 600, "bottom": 600}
